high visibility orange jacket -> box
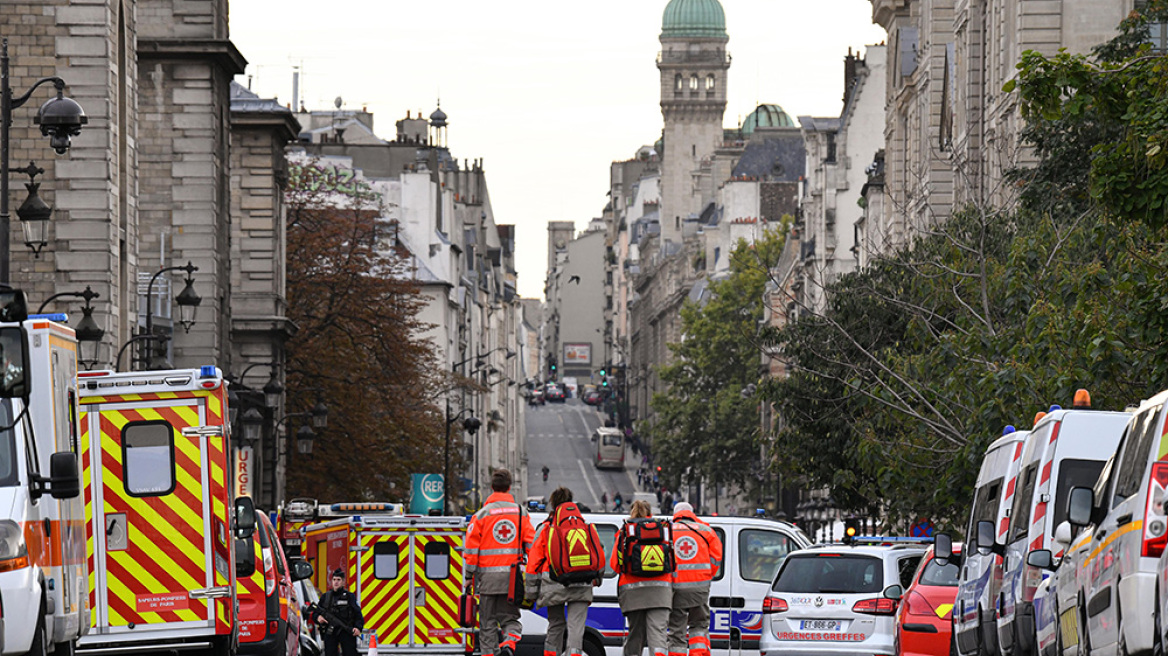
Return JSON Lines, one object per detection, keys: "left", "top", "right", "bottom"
{"left": 465, "top": 491, "right": 536, "bottom": 595}
{"left": 670, "top": 510, "right": 723, "bottom": 608}
{"left": 610, "top": 520, "right": 672, "bottom": 613}
{"left": 524, "top": 515, "right": 601, "bottom": 607}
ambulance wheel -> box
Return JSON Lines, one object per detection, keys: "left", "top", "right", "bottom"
{"left": 582, "top": 636, "right": 604, "bottom": 656}
{"left": 26, "top": 608, "right": 49, "bottom": 656}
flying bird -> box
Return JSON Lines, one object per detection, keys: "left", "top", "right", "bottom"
{"left": 568, "top": 275, "right": 581, "bottom": 284}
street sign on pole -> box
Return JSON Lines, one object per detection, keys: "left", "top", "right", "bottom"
{"left": 410, "top": 473, "right": 445, "bottom": 515}
{"left": 909, "top": 518, "right": 935, "bottom": 538}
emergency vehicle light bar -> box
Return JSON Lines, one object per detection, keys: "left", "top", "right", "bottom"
{"left": 329, "top": 502, "right": 402, "bottom": 513}
{"left": 849, "top": 535, "right": 935, "bottom": 545}
{"left": 29, "top": 313, "right": 67, "bottom": 322}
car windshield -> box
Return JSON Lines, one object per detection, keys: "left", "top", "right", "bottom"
{"left": 918, "top": 556, "right": 961, "bottom": 586}
{"left": 772, "top": 553, "right": 883, "bottom": 593}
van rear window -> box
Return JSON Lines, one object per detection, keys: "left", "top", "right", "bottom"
{"left": 122, "top": 421, "right": 175, "bottom": 496}
{"left": 772, "top": 554, "right": 882, "bottom": 593}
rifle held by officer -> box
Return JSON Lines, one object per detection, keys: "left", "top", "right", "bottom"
{"left": 307, "top": 601, "right": 354, "bottom": 635}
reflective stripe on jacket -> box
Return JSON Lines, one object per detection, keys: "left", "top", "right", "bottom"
{"left": 670, "top": 511, "right": 722, "bottom": 608}
{"left": 465, "top": 491, "right": 536, "bottom": 594}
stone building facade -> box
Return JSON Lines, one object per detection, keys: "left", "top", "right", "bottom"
{"left": 870, "top": 0, "right": 1131, "bottom": 253}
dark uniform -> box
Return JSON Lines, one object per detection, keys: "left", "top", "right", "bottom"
{"left": 313, "top": 570, "right": 365, "bottom": 656}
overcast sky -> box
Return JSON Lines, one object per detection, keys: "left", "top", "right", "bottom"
{"left": 229, "top": 1, "right": 887, "bottom": 298}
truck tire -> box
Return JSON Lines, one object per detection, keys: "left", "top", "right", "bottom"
{"left": 582, "top": 636, "right": 604, "bottom": 656}
{"left": 26, "top": 609, "right": 49, "bottom": 656}
{"left": 51, "top": 639, "right": 75, "bottom": 656}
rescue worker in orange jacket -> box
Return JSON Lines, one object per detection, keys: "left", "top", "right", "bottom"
{"left": 667, "top": 502, "right": 723, "bottom": 656}
{"left": 466, "top": 469, "right": 536, "bottom": 656}
{"left": 611, "top": 500, "right": 673, "bottom": 656}
{"left": 525, "top": 486, "right": 603, "bottom": 656}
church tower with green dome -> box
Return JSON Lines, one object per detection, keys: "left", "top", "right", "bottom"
{"left": 657, "top": 0, "right": 730, "bottom": 244}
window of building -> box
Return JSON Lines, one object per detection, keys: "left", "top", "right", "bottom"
{"left": 705, "top": 74, "right": 715, "bottom": 91}
{"left": 690, "top": 75, "right": 699, "bottom": 90}
{"left": 123, "top": 421, "right": 175, "bottom": 497}
{"left": 675, "top": 74, "right": 683, "bottom": 91}
{"left": 898, "top": 27, "right": 919, "bottom": 80}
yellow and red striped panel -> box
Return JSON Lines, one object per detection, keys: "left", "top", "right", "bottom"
{"left": 412, "top": 534, "right": 464, "bottom": 645}
{"left": 360, "top": 533, "right": 410, "bottom": 646}
{"left": 82, "top": 408, "right": 96, "bottom": 628}
{"left": 96, "top": 403, "right": 211, "bottom": 627}
{"left": 204, "top": 389, "right": 233, "bottom": 634}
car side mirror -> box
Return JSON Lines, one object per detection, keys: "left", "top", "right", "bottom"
{"left": 933, "top": 532, "right": 953, "bottom": 564}
{"left": 883, "top": 584, "right": 903, "bottom": 601}
{"left": 1053, "top": 521, "right": 1072, "bottom": 548}
{"left": 235, "top": 496, "right": 256, "bottom": 539}
{"left": 48, "top": 451, "right": 80, "bottom": 499}
{"left": 290, "top": 559, "right": 314, "bottom": 582}
{"left": 1027, "top": 549, "right": 1055, "bottom": 570}
{"left": 976, "top": 520, "right": 1001, "bottom": 556}
{"left": 235, "top": 537, "right": 256, "bottom": 578}
{"left": 1067, "top": 487, "right": 1094, "bottom": 528}
{"left": 0, "top": 324, "right": 30, "bottom": 399}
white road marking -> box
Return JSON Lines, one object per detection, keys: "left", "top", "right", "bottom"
{"left": 577, "top": 459, "right": 600, "bottom": 506}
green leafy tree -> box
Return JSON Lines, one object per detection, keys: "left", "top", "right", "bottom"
{"left": 645, "top": 223, "right": 789, "bottom": 506}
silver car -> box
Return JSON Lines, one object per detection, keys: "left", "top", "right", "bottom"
{"left": 759, "top": 541, "right": 928, "bottom": 656}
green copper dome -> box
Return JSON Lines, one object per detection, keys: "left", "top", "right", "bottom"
{"left": 661, "top": 0, "right": 727, "bottom": 39}
{"left": 742, "top": 104, "right": 796, "bottom": 134}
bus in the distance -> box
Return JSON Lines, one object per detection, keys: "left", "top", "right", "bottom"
{"left": 595, "top": 427, "right": 624, "bottom": 469}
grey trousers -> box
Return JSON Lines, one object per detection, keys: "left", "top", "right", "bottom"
{"left": 546, "top": 600, "right": 589, "bottom": 656}
{"left": 479, "top": 593, "right": 522, "bottom": 655}
{"left": 623, "top": 607, "right": 670, "bottom": 656}
{"left": 667, "top": 605, "right": 711, "bottom": 655}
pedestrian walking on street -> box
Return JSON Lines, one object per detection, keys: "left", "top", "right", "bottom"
{"left": 613, "top": 492, "right": 623, "bottom": 512}
{"left": 313, "top": 568, "right": 365, "bottom": 656}
{"left": 613, "top": 500, "right": 673, "bottom": 656}
{"left": 526, "top": 487, "right": 606, "bottom": 656}
{"left": 466, "top": 469, "right": 535, "bottom": 656}
{"left": 668, "top": 502, "right": 722, "bottom": 656}
{"left": 601, "top": 492, "right": 608, "bottom": 508}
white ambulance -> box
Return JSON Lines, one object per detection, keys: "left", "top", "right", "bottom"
{"left": 0, "top": 296, "right": 89, "bottom": 656}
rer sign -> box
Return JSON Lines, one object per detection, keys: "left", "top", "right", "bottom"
{"left": 410, "top": 473, "right": 445, "bottom": 514}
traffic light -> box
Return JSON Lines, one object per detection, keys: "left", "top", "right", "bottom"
{"left": 843, "top": 517, "right": 861, "bottom": 544}
{"left": 601, "top": 379, "right": 609, "bottom": 387}
{"left": 599, "top": 367, "right": 607, "bottom": 377}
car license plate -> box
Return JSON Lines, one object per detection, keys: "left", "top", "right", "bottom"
{"left": 800, "top": 620, "right": 842, "bottom": 631}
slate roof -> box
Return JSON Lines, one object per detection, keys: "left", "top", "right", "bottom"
{"left": 229, "top": 81, "right": 292, "bottom": 115}
{"left": 730, "top": 131, "right": 806, "bottom": 181}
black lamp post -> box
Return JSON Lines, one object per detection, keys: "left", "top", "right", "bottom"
{"left": 139, "top": 261, "right": 200, "bottom": 370}
{"left": 296, "top": 424, "right": 315, "bottom": 455}
{"left": 1, "top": 38, "right": 87, "bottom": 282}
{"left": 14, "top": 162, "right": 49, "bottom": 256}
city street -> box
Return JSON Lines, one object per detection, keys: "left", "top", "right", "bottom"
{"left": 524, "top": 398, "right": 639, "bottom": 511}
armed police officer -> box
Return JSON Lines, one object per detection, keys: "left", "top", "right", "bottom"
{"left": 313, "top": 568, "right": 365, "bottom": 656}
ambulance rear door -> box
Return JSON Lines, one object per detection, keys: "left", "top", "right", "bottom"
{"left": 356, "top": 518, "right": 466, "bottom": 652}
{"left": 83, "top": 393, "right": 221, "bottom": 639}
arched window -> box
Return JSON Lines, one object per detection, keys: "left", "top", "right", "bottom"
{"left": 689, "top": 74, "right": 699, "bottom": 90}
{"left": 675, "top": 74, "right": 683, "bottom": 91}
{"left": 706, "top": 74, "right": 716, "bottom": 91}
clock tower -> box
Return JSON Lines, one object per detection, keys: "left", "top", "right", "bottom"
{"left": 657, "top": 0, "right": 730, "bottom": 245}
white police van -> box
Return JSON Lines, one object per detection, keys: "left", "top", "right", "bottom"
{"left": 516, "top": 512, "right": 811, "bottom": 656}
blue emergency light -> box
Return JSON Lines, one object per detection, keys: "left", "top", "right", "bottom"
{"left": 200, "top": 365, "right": 217, "bottom": 379}
{"left": 1049, "top": 404, "right": 1062, "bottom": 412}
{"left": 29, "top": 313, "right": 67, "bottom": 322}
{"left": 1002, "top": 425, "right": 1016, "bottom": 435}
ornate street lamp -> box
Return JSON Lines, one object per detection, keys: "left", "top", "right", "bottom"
{"left": 311, "top": 400, "right": 328, "bottom": 429}
{"left": 14, "top": 162, "right": 49, "bottom": 256}
{"left": 1, "top": 38, "right": 87, "bottom": 281}
{"left": 240, "top": 407, "right": 264, "bottom": 445}
{"left": 296, "top": 424, "right": 315, "bottom": 455}
{"left": 262, "top": 371, "right": 284, "bottom": 408}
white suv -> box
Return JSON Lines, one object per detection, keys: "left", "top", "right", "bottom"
{"left": 759, "top": 540, "right": 928, "bottom": 656}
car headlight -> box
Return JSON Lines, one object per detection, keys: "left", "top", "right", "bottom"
{"left": 0, "top": 520, "right": 29, "bottom": 571}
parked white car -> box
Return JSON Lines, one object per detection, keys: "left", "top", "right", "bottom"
{"left": 994, "top": 394, "right": 1130, "bottom": 656}
{"left": 955, "top": 425, "right": 1029, "bottom": 656}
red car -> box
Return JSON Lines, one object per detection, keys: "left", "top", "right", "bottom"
{"left": 238, "top": 512, "right": 314, "bottom": 656}
{"left": 894, "top": 543, "right": 962, "bottom": 656}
